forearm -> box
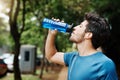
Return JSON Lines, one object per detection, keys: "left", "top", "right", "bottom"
{"left": 45, "top": 31, "right": 57, "bottom": 61}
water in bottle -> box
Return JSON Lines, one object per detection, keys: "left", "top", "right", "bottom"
{"left": 42, "top": 18, "right": 73, "bottom": 33}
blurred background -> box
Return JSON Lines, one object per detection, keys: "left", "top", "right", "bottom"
{"left": 0, "top": 0, "right": 120, "bottom": 80}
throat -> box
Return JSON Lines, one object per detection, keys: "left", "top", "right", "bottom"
{"left": 78, "top": 46, "right": 97, "bottom": 56}
{"left": 80, "top": 50, "right": 98, "bottom": 56}
{"left": 76, "top": 40, "right": 98, "bottom": 56}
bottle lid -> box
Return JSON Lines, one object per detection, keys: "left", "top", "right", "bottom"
{"left": 66, "top": 23, "right": 74, "bottom": 33}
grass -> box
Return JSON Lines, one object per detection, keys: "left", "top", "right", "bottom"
{"left": 0, "top": 73, "right": 40, "bottom": 80}
{"left": 0, "top": 66, "right": 61, "bottom": 80}
{"left": 0, "top": 69, "right": 46, "bottom": 80}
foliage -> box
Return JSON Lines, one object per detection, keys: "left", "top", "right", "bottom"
{"left": 20, "top": 0, "right": 94, "bottom": 52}
{"left": 0, "top": 0, "right": 119, "bottom": 54}
{"left": 90, "top": 0, "right": 120, "bottom": 18}
{"left": 0, "top": 0, "right": 96, "bottom": 52}
{"left": 0, "top": 33, "right": 14, "bottom": 51}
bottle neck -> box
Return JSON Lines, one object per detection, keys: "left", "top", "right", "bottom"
{"left": 66, "top": 24, "right": 74, "bottom": 33}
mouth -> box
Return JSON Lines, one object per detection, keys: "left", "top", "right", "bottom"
{"left": 71, "top": 30, "right": 75, "bottom": 34}
{"left": 70, "top": 32, "right": 74, "bottom": 37}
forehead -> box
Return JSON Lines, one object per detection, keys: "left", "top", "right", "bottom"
{"left": 81, "top": 20, "right": 88, "bottom": 26}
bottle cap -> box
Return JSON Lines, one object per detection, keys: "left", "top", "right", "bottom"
{"left": 66, "top": 23, "right": 74, "bottom": 33}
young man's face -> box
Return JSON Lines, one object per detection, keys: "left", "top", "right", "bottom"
{"left": 69, "top": 20, "right": 89, "bottom": 43}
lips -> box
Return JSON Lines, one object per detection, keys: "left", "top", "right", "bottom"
{"left": 72, "top": 31, "right": 75, "bottom": 34}
{"left": 71, "top": 32, "right": 74, "bottom": 37}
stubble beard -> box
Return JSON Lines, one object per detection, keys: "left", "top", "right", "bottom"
{"left": 69, "top": 33, "right": 85, "bottom": 43}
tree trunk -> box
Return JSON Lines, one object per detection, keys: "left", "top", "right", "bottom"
{"left": 39, "top": 31, "right": 48, "bottom": 78}
{"left": 9, "top": 0, "right": 22, "bottom": 80}
{"left": 14, "top": 41, "right": 21, "bottom": 80}
{"left": 10, "top": 22, "right": 22, "bottom": 80}
{"left": 39, "top": 56, "right": 45, "bottom": 78}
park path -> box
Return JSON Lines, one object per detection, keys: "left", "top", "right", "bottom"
{"left": 57, "top": 66, "right": 68, "bottom": 80}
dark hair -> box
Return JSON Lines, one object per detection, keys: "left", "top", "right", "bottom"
{"left": 84, "top": 12, "right": 111, "bottom": 49}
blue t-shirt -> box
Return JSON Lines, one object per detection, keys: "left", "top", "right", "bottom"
{"left": 64, "top": 51, "right": 118, "bottom": 80}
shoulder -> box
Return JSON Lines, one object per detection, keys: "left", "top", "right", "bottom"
{"left": 100, "top": 57, "right": 118, "bottom": 79}
{"left": 97, "top": 52, "right": 118, "bottom": 79}
{"left": 64, "top": 51, "right": 78, "bottom": 56}
{"left": 64, "top": 51, "right": 78, "bottom": 60}
{"left": 102, "top": 58, "right": 116, "bottom": 71}
{"left": 99, "top": 53, "right": 116, "bottom": 73}
{"left": 64, "top": 51, "right": 78, "bottom": 66}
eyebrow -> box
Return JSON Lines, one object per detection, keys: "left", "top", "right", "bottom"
{"left": 80, "top": 23, "right": 83, "bottom": 27}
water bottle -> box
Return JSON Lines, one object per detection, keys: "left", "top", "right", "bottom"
{"left": 42, "top": 18, "right": 73, "bottom": 33}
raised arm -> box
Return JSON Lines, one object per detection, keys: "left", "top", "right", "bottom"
{"left": 45, "top": 30, "right": 65, "bottom": 65}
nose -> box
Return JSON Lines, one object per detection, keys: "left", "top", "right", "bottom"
{"left": 72, "top": 26, "right": 76, "bottom": 31}
{"left": 73, "top": 25, "right": 78, "bottom": 30}
{"left": 72, "top": 26, "right": 77, "bottom": 32}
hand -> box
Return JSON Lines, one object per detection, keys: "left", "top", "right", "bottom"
{"left": 48, "top": 29, "right": 58, "bottom": 36}
{"left": 52, "top": 17, "right": 64, "bottom": 22}
{"left": 48, "top": 18, "right": 64, "bottom": 36}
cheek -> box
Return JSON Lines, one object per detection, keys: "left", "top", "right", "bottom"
{"left": 75, "top": 34, "right": 84, "bottom": 42}
{"left": 70, "top": 27, "right": 86, "bottom": 42}
{"left": 78, "top": 32, "right": 86, "bottom": 40}
{"left": 70, "top": 33, "right": 83, "bottom": 42}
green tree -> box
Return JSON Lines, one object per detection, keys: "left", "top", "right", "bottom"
{"left": 0, "top": 1, "right": 11, "bottom": 51}
{"left": 9, "top": 0, "right": 24, "bottom": 79}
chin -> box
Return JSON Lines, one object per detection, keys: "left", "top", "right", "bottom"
{"left": 69, "top": 37, "right": 76, "bottom": 43}
{"left": 69, "top": 36, "right": 72, "bottom": 41}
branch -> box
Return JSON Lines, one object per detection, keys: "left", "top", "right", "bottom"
{"left": 9, "top": 0, "right": 14, "bottom": 26}
{"left": 14, "top": 0, "right": 20, "bottom": 23}
{"left": 20, "top": 0, "right": 26, "bottom": 35}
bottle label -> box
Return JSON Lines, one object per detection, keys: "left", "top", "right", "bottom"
{"left": 43, "top": 18, "right": 67, "bottom": 28}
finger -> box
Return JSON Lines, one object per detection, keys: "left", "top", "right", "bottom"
{"left": 52, "top": 17, "right": 56, "bottom": 21}
{"left": 61, "top": 20, "right": 64, "bottom": 22}
{"left": 53, "top": 18, "right": 57, "bottom": 21}
{"left": 52, "top": 17, "right": 60, "bottom": 22}
{"left": 52, "top": 17, "right": 54, "bottom": 19}
{"left": 56, "top": 19, "right": 60, "bottom": 22}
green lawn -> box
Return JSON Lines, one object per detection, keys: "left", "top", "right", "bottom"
{"left": 0, "top": 73, "right": 41, "bottom": 80}
{"left": 0, "top": 67, "right": 61, "bottom": 80}
{"left": 0, "top": 66, "right": 61, "bottom": 80}
{"left": 0, "top": 69, "right": 42, "bottom": 80}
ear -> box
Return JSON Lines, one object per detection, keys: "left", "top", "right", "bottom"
{"left": 84, "top": 32, "right": 93, "bottom": 39}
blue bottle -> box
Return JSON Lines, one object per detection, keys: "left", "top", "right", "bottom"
{"left": 42, "top": 18, "right": 73, "bottom": 33}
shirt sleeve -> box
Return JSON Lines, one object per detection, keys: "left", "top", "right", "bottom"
{"left": 100, "top": 59, "right": 118, "bottom": 80}
{"left": 105, "top": 60, "right": 118, "bottom": 80}
{"left": 64, "top": 52, "right": 77, "bottom": 66}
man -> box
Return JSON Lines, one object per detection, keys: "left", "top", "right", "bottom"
{"left": 45, "top": 12, "right": 118, "bottom": 80}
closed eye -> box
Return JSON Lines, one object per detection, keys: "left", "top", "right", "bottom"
{"left": 78, "top": 25, "right": 82, "bottom": 28}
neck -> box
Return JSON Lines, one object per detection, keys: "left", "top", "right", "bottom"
{"left": 76, "top": 40, "right": 97, "bottom": 56}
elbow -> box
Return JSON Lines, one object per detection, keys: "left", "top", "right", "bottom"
{"left": 45, "top": 48, "right": 57, "bottom": 62}
{"left": 45, "top": 51, "right": 56, "bottom": 62}
{"left": 45, "top": 54, "right": 50, "bottom": 61}
{"left": 45, "top": 55, "right": 53, "bottom": 62}
{"left": 45, "top": 52, "right": 52, "bottom": 62}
